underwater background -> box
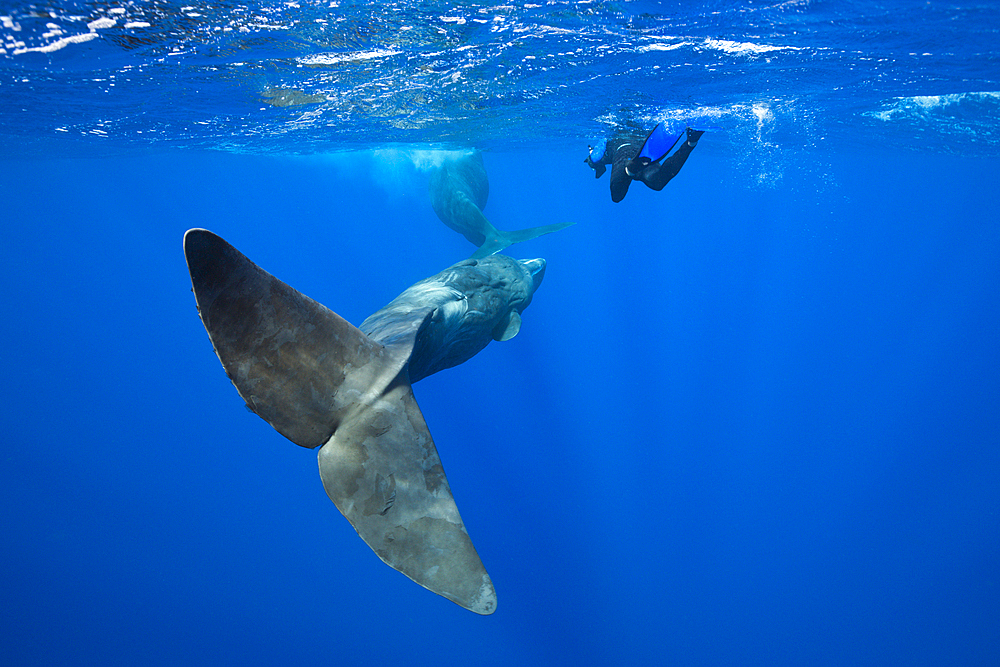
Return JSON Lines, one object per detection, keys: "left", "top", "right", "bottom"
{"left": 2, "top": 1, "right": 998, "bottom": 665}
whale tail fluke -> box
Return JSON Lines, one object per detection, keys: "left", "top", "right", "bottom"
{"left": 183, "top": 227, "right": 388, "bottom": 449}
{"left": 470, "top": 221, "right": 576, "bottom": 259}
{"left": 183, "top": 228, "right": 497, "bottom": 615}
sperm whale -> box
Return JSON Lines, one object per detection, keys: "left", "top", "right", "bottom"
{"left": 184, "top": 228, "right": 547, "bottom": 614}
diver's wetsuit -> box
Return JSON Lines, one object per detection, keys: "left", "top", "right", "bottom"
{"left": 586, "top": 127, "right": 703, "bottom": 203}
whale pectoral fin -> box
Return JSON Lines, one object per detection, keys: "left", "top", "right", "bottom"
{"left": 318, "top": 378, "right": 497, "bottom": 615}
{"left": 492, "top": 310, "right": 522, "bottom": 342}
{"left": 184, "top": 228, "right": 393, "bottom": 449}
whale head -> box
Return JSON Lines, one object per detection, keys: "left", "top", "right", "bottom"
{"left": 518, "top": 257, "right": 546, "bottom": 311}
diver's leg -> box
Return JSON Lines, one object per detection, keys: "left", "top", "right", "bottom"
{"left": 639, "top": 141, "right": 695, "bottom": 191}
{"left": 638, "top": 128, "right": 704, "bottom": 191}
{"left": 609, "top": 143, "right": 638, "bottom": 203}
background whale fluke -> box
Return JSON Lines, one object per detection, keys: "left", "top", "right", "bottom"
{"left": 429, "top": 150, "right": 573, "bottom": 258}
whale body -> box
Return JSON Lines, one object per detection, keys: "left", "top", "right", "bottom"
{"left": 429, "top": 150, "right": 573, "bottom": 258}
{"left": 184, "top": 228, "right": 546, "bottom": 614}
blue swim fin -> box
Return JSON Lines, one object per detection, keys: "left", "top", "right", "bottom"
{"left": 637, "top": 123, "right": 685, "bottom": 162}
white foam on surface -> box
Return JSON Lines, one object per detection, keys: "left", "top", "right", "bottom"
{"left": 86, "top": 17, "right": 117, "bottom": 31}
{"left": 12, "top": 31, "right": 99, "bottom": 54}
{"left": 703, "top": 38, "right": 800, "bottom": 55}
{"left": 7, "top": 12, "right": 125, "bottom": 55}
{"left": 297, "top": 49, "right": 402, "bottom": 65}
{"left": 638, "top": 40, "right": 689, "bottom": 53}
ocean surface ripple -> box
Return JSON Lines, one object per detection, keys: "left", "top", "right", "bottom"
{"left": 2, "top": 0, "right": 998, "bottom": 156}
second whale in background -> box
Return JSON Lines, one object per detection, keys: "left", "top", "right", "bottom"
{"left": 429, "top": 150, "right": 574, "bottom": 258}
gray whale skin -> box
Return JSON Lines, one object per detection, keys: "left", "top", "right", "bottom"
{"left": 184, "top": 228, "right": 546, "bottom": 615}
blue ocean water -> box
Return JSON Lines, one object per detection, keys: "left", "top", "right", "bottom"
{"left": 2, "top": 1, "right": 998, "bottom": 665}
